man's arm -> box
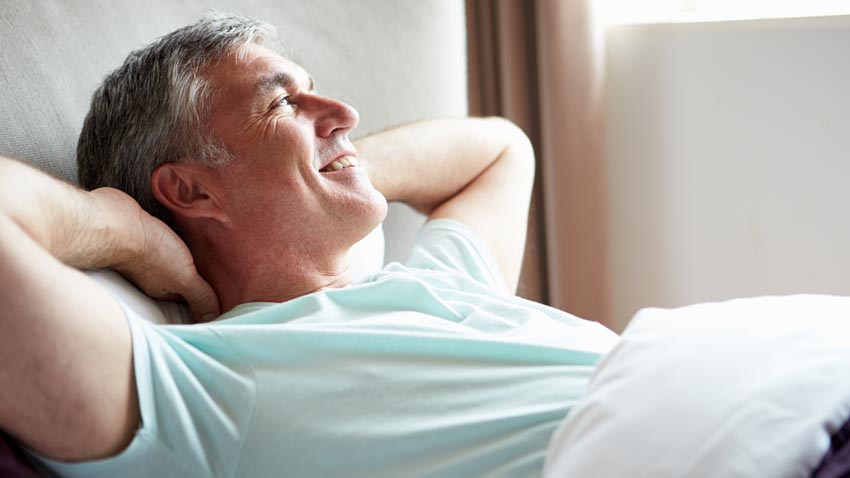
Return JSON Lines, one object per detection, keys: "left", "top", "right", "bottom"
{"left": 0, "top": 157, "right": 218, "bottom": 460}
{"left": 357, "top": 117, "right": 535, "bottom": 292}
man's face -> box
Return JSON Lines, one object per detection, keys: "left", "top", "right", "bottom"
{"left": 202, "top": 43, "right": 387, "bottom": 257}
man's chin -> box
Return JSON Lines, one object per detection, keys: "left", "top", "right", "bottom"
{"left": 373, "top": 193, "right": 389, "bottom": 224}
{"left": 356, "top": 185, "right": 389, "bottom": 226}
{"left": 335, "top": 190, "right": 387, "bottom": 241}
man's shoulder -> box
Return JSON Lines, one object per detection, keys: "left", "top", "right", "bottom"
{"left": 404, "top": 219, "right": 509, "bottom": 293}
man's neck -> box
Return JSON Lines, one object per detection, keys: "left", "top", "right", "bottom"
{"left": 221, "top": 269, "right": 352, "bottom": 313}
{"left": 192, "top": 238, "right": 353, "bottom": 315}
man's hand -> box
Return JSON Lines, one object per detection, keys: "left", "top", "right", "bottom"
{"left": 357, "top": 117, "right": 535, "bottom": 292}
{"left": 88, "top": 188, "right": 219, "bottom": 321}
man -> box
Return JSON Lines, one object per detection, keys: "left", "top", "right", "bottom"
{"left": 0, "top": 12, "right": 618, "bottom": 478}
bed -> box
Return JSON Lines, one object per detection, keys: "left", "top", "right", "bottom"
{"left": 3, "top": 1, "right": 850, "bottom": 477}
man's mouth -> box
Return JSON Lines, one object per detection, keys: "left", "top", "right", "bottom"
{"left": 320, "top": 155, "right": 359, "bottom": 173}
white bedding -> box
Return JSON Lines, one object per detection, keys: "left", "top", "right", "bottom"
{"left": 545, "top": 295, "right": 850, "bottom": 478}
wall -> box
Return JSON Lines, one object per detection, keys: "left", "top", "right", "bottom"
{"left": 605, "top": 15, "right": 850, "bottom": 332}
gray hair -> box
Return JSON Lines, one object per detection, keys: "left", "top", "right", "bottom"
{"left": 77, "top": 11, "right": 279, "bottom": 229}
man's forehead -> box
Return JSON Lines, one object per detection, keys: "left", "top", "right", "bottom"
{"left": 208, "top": 44, "right": 314, "bottom": 94}
{"left": 255, "top": 69, "right": 315, "bottom": 95}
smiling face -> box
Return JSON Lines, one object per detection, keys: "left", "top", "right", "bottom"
{"left": 201, "top": 44, "right": 387, "bottom": 265}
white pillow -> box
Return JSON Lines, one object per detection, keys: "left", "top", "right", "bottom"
{"left": 544, "top": 295, "right": 850, "bottom": 478}
{"left": 86, "top": 225, "right": 385, "bottom": 324}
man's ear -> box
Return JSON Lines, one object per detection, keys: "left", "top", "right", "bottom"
{"left": 151, "top": 163, "right": 228, "bottom": 224}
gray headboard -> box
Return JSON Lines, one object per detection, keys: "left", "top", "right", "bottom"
{"left": 0, "top": 0, "right": 468, "bottom": 262}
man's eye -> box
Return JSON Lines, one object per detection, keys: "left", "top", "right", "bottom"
{"left": 276, "top": 96, "right": 293, "bottom": 109}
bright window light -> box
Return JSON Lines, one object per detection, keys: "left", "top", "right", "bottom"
{"left": 596, "top": 0, "right": 850, "bottom": 25}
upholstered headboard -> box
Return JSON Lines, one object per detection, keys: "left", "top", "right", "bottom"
{"left": 0, "top": 0, "right": 469, "bottom": 263}
{"left": 1, "top": 3, "right": 468, "bottom": 473}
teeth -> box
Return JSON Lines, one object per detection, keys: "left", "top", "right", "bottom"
{"left": 321, "top": 155, "right": 359, "bottom": 172}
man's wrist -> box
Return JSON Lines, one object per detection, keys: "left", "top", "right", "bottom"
{"left": 55, "top": 188, "right": 146, "bottom": 272}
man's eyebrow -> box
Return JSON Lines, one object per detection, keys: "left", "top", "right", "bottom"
{"left": 255, "top": 72, "right": 316, "bottom": 97}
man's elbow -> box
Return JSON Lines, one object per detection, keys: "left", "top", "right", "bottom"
{"left": 487, "top": 117, "right": 536, "bottom": 193}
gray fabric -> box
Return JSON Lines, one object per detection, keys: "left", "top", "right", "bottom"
{"left": 0, "top": 0, "right": 468, "bottom": 260}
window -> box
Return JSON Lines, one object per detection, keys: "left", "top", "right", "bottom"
{"left": 596, "top": 0, "right": 850, "bottom": 25}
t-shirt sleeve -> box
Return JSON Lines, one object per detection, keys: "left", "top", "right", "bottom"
{"left": 29, "top": 304, "right": 256, "bottom": 478}
{"left": 403, "top": 219, "right": 509, "bottom": 293}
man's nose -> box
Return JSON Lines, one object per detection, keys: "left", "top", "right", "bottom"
{"left": 307, "top": 95, "right": 360, "bottom": 138}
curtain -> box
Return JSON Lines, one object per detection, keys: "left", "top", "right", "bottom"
{"left": 466, "top": 0, "right": 611, "bottom": 326}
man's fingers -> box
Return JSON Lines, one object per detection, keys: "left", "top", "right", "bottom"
{"left": 179, "top": 274, "right": 220, "bottom": 323}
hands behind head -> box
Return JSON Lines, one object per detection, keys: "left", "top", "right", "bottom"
{"left": 89, "top": 188, "right": 221, "bottom": 322}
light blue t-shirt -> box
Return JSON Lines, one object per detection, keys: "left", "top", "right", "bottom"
{"left": 36, "top": 219, "right": 619, "bottom": 478}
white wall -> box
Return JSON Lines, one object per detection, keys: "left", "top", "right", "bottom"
{"left": 605, "top": 15, "right": 850, "bottom": 332}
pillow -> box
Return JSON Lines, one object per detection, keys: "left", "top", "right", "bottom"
{"left": 87, "top": 224, "right": 385, "bottom": 324}
{"left": 544, "top": 295, "right": 850, "bottom": 478}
